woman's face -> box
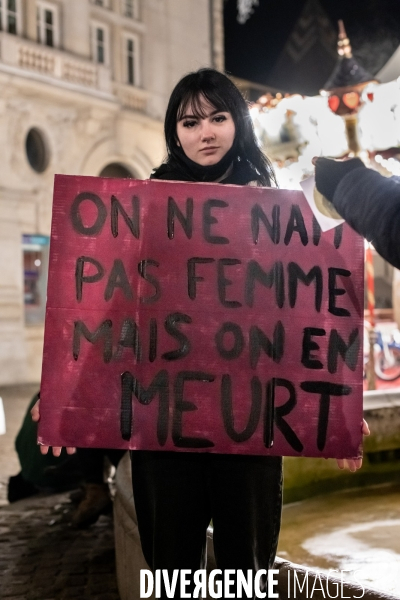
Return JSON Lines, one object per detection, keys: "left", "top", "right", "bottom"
{"left": 176, "top": 96, "right": 235, "bottom": 166}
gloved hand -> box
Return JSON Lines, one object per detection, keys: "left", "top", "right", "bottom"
{"left": 314, "top": 157, "right": 366, "bottom": 202}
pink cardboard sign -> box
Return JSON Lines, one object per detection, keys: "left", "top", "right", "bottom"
{"left": 39, "top": 175, "right": 364, "bottom": 458}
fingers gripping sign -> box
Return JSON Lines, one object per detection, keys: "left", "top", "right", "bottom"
{"left": 31, "top": 399, "right": 76, "bottom": 457}
{"left": 335, "top": 419, "right": 370, "bottom": 472}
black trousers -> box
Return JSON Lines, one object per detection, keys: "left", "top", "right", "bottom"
{"left": 130, "top": 451, "right": 282, "bottom": 598}
{"left": 77, "top": 448, "right": 125, "bottom": 485}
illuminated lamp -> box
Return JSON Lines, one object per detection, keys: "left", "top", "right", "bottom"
{"left": 320, "top": 20, "right": 378, "bottom": 155}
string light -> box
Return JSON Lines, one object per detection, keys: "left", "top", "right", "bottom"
{"left": 374, "top": 154, "right": 400, "bottom": 176}
{"left": 251, "top": 79, "right": 400, "bottom": 189}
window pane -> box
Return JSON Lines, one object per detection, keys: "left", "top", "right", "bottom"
{"left": 128, "top": 55, "right": 134, "bottom": 84}
{"left": 24, "top": 250, "right": 42, "bottom": 307}
{"left": 36, "top": 7, "right": 40, "bottom": 41}
{"left": 8, "top": 14, "right": 16, "bottom": 34}
{"left": 97, "top": 45, "right": 104, "bottom": 63}
{"left": 127, "top": 38, "right": 135, "bottom": 85}
{"left": 23, "top": 236, "right": 50, "bottom": 325}
{"left": 125, "top": 0, "right": 133, "bottom": 17}
{"left": 96, "top": 28, "right": 103, "bottom": 42}
{"left": 45, "top": 26, "right": 53, "bottom": 47}
{"left": 45, "top": 9, "right": 53, "bottom": 25}
{"left": 8, "top": 0, "right": 16, "bottom": 11}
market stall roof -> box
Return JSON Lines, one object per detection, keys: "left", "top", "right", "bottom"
{"left": 322, "top": 57, "right": 375, "bottom": 90}
{"left": 322, "top": 21, "right": 376, "bottom": 92}
{"left": 224, "top": 0, "right": 400, "bottom": 97}
{"left": 377, "top": 45, "right": 400, "bottom": 83}
{"left": 265, "top": 0, "right": 337, "bottom": 95}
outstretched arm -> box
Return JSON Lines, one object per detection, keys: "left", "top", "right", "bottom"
{"left": 314, "top": 157, "right": 400, "bottom": 269}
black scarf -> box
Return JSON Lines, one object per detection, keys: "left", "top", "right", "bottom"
{"left": 150, "top": 146, "right": 260, "bottom": 186}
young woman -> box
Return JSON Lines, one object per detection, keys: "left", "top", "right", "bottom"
{"left": 130, "top": 68, "right": 281, "bottom": 597}
{"left": 32, "top": 68, "right": 368, "bottom": 598}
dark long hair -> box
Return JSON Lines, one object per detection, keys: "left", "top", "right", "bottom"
{"left": 163, "top": 68, "right": 276, "bottom": 187}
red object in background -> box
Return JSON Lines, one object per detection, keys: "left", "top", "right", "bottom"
{"left": 366, "top": 246, "right": 375, "bottom": 328}
{"left": 328, "top": 95, "right": 340, "bottom": 113}
{"left": 39, "top": 176, "right": 365, "bottom": 458}
{"left": 342, "top": 91, "right": 360, "bottom": 110}
{"left": 327, "top": 91, "right": 361, "bottom": 114}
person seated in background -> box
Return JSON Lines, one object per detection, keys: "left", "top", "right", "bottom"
{"left": 11, "top": 391, "right": 125, "bottom": 528}
{"left": 314, "top": 156, "right": 400, "bottom": 269}
{"left": 8, "top": 391, "right": 83, "bottom": 503}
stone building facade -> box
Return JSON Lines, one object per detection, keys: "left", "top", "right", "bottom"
{"left": 0, "top": 0, "right": 224, "bottom": 385}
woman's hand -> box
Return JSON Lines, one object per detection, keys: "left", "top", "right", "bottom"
{"left": 31, "top": 399, "right": 76, "bottom": 456}
{"left": 336, "top": 419, "right": 370, "bottom": 472}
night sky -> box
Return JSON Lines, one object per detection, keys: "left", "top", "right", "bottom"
{"left": 224, "top": 0, "right": 400, "bottom": 94}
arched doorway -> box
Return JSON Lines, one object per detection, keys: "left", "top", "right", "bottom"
{"left": 99, "top": 163, "right": 135, "bottom": 178}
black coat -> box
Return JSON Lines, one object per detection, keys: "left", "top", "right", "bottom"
{"left": 333, "top": 168, "right": 400, "bottom": 269}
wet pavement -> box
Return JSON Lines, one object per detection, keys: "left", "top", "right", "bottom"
{"left": 0, "top": 493, "right": 120, "bottom": 599}
{"left": 0, "top": 385, "right": 120, "bottom": 599}
{"left": 278, "top": 481, "right": 400, "bottom": 597}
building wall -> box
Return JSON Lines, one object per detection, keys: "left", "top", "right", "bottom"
{"left": 0, "top": 0, "right": 223, "bottom": 385}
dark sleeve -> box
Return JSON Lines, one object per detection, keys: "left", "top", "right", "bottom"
{"left": 333, "top": 168, "right": 400, "bottom": 269}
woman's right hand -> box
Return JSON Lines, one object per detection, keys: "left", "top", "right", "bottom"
{"left": 31, "top": 399, "right": 76, "bottom": 457}
{"left": 335, "top": 419, "right": 370, "bottom": 472}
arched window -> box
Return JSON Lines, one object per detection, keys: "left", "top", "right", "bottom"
{"left": 99, "top": 163, "right": 135, "bottom": 178}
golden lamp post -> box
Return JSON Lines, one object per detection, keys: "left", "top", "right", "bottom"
{"left": 321, "top": 20, "right": 378, "bottom": 155}
{"left": 322, "top": 21, "right": 378, "bottom": 389}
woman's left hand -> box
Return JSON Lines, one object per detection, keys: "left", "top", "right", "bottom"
{"left": 336, "top": 419, "right": 370, "bottom": 472}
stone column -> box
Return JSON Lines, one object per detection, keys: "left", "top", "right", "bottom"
{"left": 210, "top": 0, "right": 225, "bottom": 72}
{"left": 0, "top": 195, "right": 28, "bottom": 385}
